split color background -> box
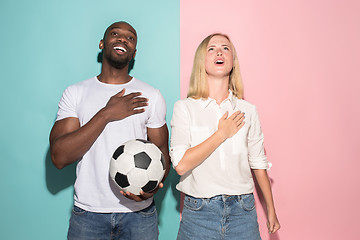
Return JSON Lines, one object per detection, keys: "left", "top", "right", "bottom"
{"left": 1, "top": 0, "right": 359, "bottom": 239}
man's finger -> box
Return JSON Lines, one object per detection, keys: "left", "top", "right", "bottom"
{"left": 125, "top": 92, "right": 142, "bottom": 99}
{"left": 115, "top": 89, "right": 125, "bottom": 97}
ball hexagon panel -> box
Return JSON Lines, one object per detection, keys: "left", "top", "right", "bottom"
{"left": 147, "top": 159, "right": 165, "bottom": 181}
{"left": 127, "top": 168, "right": 149, "bottom": 187}
{"left": 144, "top": 143, "right": 161, "bottom": 160}
{"left": 113, "top": 153, "right": 135, "bottom": 174}
{"left": 123, "top": 185, "right": 142, "bottom": 196}
{"left": 109, "top": 152, "right": 135, "bottom": 183}
{"left": 124, "top": 139, "right": 146, "bottom": 155}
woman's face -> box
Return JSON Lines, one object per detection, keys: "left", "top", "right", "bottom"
{"left": 205, "top": 35, "right": 233, "bottom": 78}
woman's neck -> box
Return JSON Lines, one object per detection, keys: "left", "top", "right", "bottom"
{"left": 207, "top": 76, "right": 229, "bottom": 105}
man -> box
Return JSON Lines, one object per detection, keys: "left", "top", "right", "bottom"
{"left": 49, "top": 21, "right": 170, "bottom": 240}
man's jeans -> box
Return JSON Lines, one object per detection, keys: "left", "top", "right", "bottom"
{"left": 177, "top": 194, "right": 261, "bottom": 240}
{"left": 67, "top": 201, "right": 158, "bottom": 240}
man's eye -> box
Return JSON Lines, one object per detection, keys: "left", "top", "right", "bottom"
{"left": 111, "top": 32, "right": 118, "bottom": 36}
{"left": 128, "top": 36, "right": 135, "bottom": 41}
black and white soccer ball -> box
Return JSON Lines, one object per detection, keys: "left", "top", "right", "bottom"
{"left": 109, "top": 139, "right": 166, "bottom": 195}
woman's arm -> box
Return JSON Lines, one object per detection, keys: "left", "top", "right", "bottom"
{"left": 252, "top": 169, "right": 281, "bottom": 233}
{"left": 175, "top": 111, "right": 244, "bottom": 176}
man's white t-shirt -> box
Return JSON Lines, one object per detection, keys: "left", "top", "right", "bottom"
{"left": 56, "top": 76, "right": 166, "bottom": 213}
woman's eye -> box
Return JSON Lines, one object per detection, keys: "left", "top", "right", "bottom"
{"left": 224, "top": 46, "right": 230, "bottom": 50}
{"left": 208, "top": 47, "right": 214, "bottom": 51}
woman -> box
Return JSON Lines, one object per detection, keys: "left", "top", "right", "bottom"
{"left": 170, "top": 33, "right": 280, "bottom": 240}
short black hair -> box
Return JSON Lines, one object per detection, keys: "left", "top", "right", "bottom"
{"left": 102, "top": 21, "right": 136, "bottom": 40}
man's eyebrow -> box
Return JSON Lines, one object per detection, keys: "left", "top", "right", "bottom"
{"left": 110, "top": 27, "right": 137, "bottom": 36}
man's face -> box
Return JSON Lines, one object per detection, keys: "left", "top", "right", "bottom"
{"left": 100, "top": 22, "right": 137, "bottom": 68}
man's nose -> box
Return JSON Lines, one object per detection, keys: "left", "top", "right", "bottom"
{"left": 116, "top": 35, "right": 127, "bottom": 43}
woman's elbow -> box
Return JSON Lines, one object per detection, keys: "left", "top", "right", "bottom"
{"left": 175, "top": 163, "right": 187, "bottom": 176}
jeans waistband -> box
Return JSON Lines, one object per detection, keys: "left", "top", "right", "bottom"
{"left": 186, "top": 193, "right": 253, "bottom": 202}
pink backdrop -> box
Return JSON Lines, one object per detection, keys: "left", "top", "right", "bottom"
{"left": 180, "top": 0, "right": 360, "bottom": 239}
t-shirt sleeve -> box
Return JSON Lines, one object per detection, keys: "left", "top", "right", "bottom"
{"left": 146, "top": 89, "right": 166, "bottom": 128}
{"left": 56, "top": 85, "right": 78, "bottom": 121}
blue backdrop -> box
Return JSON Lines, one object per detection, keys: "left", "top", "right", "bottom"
{"left": 0, "top": 0, "right": 180, "bottom": 239}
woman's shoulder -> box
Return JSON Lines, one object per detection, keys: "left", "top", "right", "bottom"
{"left": 173, "top": 98, "right": 206, "bottom": 115}
{"left": 235, "top": 98, "right": 257, "bottom": 110}
{"left": 174, "top": 97, "right": 200, "bottom": 106}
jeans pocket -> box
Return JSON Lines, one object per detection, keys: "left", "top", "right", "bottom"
{"left": 183, "top": 195, "right": 205, "bottom": 211}
{"left": 240, "top": 194, "right": 256, "bottom": 211}
{"left": 72, "top": 205, "right": 87, "bottom": 216}
{"left": 138, "top": 202, "right": 157, "bottom": 217}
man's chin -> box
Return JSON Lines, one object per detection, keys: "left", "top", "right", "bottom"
{"left": 106, "top": 57, "right": 131, "bottom": 70}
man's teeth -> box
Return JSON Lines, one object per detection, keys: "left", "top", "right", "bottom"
{"left": 114, "top": 47, "right": 127, "bottom": 52}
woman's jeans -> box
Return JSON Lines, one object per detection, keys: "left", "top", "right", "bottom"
{"left": 67, "top": 201, "right": 158, "bottom": 240}
{"left": 177, "top": 194, "right": 261, "bottom": 240}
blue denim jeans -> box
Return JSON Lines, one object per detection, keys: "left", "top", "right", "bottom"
{"left": 177, "top": 194, "right": 261, "bottom": 240}
{"left": 67, "top": 201, "right": 158, "bottom": 240}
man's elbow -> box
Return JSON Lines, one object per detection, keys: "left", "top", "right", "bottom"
{"left": 50, "top": 147, "right": 68, "bottom": 169}
{"left": 51, "top": 154, "right": 66, "bottom": 170}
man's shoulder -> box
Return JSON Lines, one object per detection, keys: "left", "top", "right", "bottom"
{"left": 64, "top": 77, "right": 96, "bottom": 91}
{"left": 71, "top": 76, "right": 97, "bottom": 87}
{"left": 131, "top": 78, "right": 158, "bottom": 91}
{"left": 130, "top": 78, "right": 163, "bottom": 99}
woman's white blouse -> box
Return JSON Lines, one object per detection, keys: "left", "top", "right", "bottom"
{"left": 170, "top": 92, "right": 271, "bottom": 198}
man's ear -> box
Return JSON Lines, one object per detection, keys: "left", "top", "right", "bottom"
{"left": 99, "top": 40, "right": 104, "bottom": 50}
{"left": 133, "top": 49, "right": 137, "bottom": 59}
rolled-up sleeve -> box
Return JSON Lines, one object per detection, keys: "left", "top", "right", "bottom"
{"left": 170, "top": 100, "right": 191, "bottom": 168}
{"left": 248, "top": 106, "right": 271, "bottom": 170}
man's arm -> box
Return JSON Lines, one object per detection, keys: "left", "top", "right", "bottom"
{"left": 49, "top": 111, "right": 108, "bottom": 169}
{"left": 49, "top": 90, "right": 148, "bottom": 169}
{"left": 147, "top": 124, "right": 170, "bottom": 181}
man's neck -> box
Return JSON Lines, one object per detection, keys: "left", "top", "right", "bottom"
{"left": 98, "top": 62, "right": 131, "bottom": 84}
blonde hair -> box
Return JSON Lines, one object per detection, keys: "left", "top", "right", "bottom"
{"left": 187, "top": 33, "right": 244, "bottom": 99}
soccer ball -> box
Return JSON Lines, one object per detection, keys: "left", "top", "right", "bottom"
{"left": 109, "top": 139, "right": 166, "bottom": 195}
